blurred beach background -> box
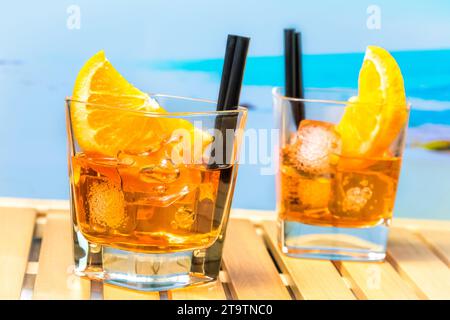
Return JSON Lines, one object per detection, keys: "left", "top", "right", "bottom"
{"left": 0, "top": 0, "right": 449, "bottom": 219}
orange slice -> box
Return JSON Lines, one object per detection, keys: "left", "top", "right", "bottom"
{"left": 337, "top": 46, "right": 408, "bottom": 158}
{"left": 71, "top": 51, "right": 211, "bottom": 161}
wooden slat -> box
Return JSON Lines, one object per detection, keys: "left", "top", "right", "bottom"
{"left": 336, "top": 261, "right": 419, "bottom": 300}
{"left": 222, "top": 219, "right": 291, "bottom": 300}
{"left": 103, "top": 284, "right": 160, "bottom": 300}
{"left": 231, "top": 208, "right": 450, "bottom": 231}
{"left": 0, "top": 200, "right": 448, "bottom": 301}
{"left": 387, "top": 227, "right": 450, "bottom": 300}
{"left": 392, "top": 218, "right": 450, "bottom": 231}
{"left": 170, "top": 281, "right": 227, "bottom": 300}
{"left": 0, "top": 197, "right": 69, "bottom": 211}
{"left": 417, "top": 229, "right": 450, "bottom": 267}
{"left": 33, "top": 213, "right": 90, "bottom": 299}
{"left": 262, "top": 221, "right": 355, "bottom": 300}
{"left": 0, "top": 207, "right": 36, "bottom": 299}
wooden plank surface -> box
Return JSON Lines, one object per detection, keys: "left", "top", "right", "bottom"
{"left": 0, "top": 202, "right": 449, "bottom": 300}
{"left": 33, "top": 213, "right": 90, "bottom": 299}
{"left": 0, "top": 207, "right": 36, "bottom": 299}
{"left": 418, "top": 229, "right": 450, "bottom": 267}
{"left": 222, "top": 219, "right": 291, "bottom": 300}
{"left": 103, "top": 284, "right": 160, "bottom": 300}
{"left": 387, "top": 227, "right": 450, "bottom": 300}
{"left": 262, "top": 221, "right": 355, "bottom": 300}
{"left": 336, "top": 261, "right": 419, "bottom": 300}
{"left": 170, "top": 281, "right": 227, "bottom": 300}
{"left": 0, "top": 197, "right": 69, "bottom": 211}
{"left": 392, "top": 218, "right": 450, "bottom": 231}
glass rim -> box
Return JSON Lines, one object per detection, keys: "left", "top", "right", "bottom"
{"left": 65, "top": 93, "right": 248, "bottom": 117}
{"left": 272, "top": 87, "right": 412, "bottom": 110}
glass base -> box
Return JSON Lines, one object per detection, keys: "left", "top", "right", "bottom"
{"left": 72, "top": 229, "right": 224, "bottom": 291}
{"left": 77, "top": 248, "right": 215, "bottom": 291}
{"left": 279, "top": 219, "right": 389, "bottom": 261}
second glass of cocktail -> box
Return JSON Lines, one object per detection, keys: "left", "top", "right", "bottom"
{"left": 274, "top": 46, "right": 410, "bottom": 261}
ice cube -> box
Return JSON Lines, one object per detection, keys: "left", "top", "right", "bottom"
{"left": 87, "top": 177, "right": 128, "bottom": 230}
{"left": 286, "top": 120, "right": 341, "bottom": 176}
{"left": 126, "top": 157, "right": 192, "bottom": 207}
{"left": 171, "top": 206, "right": 196, "bottom": 230}
{"left": 116, "top": 152, "right": 136, "bottom": 166}
{"left": 329, "top": 169, "right": 396, "bottom": 221}
{"left": 280, "top": 165, "right": 331, "bottom": 212}
{"left": 74, "top": 154, "right": 124, "bottom": 186}
{"left": 117, "top": 147, "right": 204, "bottom": 208}
{"left": 139, "top": 159, "right": 180, "bottom": 184}
{"left": 341, "top": 185, "right": 373, "bottom": 212}
{"left": 193, "top": 198, "right": 215, "bottom": 233}
{"left": 116, "top": 152, "right": 185, "bottom": 206}
{"left": 126, "top": 185, "right": 191, "bottom": 207}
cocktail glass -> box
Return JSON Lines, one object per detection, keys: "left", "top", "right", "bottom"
{"left": 273, "top": 87, "right": 409, "bottom": 261}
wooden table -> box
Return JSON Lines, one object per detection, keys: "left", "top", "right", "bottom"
{"left": 0, "top": 198, "right": 449, "bottom": 300}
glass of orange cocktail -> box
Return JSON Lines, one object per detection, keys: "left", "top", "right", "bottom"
{"left": 274, "top": 46, "right": 410, "bottom": 261}
{"left": 66, "top": 51, "right": 247, "bottom": 290}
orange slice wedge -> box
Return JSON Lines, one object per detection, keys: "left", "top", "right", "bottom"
{"left": 70, "top": 51, "right": 211, "bottom": 161}
{"left": 337, "top": 46, "right": 408, "bottom": 158}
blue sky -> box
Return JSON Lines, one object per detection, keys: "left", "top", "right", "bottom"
{"left": 1, "top": 0, "right": 450, "bottom": 62}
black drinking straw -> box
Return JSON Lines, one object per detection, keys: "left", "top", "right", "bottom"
{"left": 284, "top": 29, "right": 305, "bottom": 127}
{"left": 294, "top": 32, "right": 305, "bottom": 103}
{"left": 214, "top": 34, "right": 250, "bottom": 165}
{"left": 216, "top": 35, "right": 237, "bottom": 110}
{"left": 195, "top": 35, "right": 249, "bottom": 240}
{"left": 217, "top": 35, "right": 250, "bottom": 111}
{"left": 207, "top": 34, "right": 249, "bottom": 273}
{"left": 284, "top": 29, "right": 296, "bottom": 98}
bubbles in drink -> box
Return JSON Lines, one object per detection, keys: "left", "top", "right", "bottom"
{"left": 342, "top": 184, "right": 373, "bottom": 213}
{"left": 85, "top": 176, "right": 127, "bottom": 230}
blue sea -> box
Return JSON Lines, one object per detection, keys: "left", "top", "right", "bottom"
{"left": 0, "top": 49, "right": 449, "bottom": 220}
{"left": 153, "top": 49, "right": 450, "bottom": 127}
